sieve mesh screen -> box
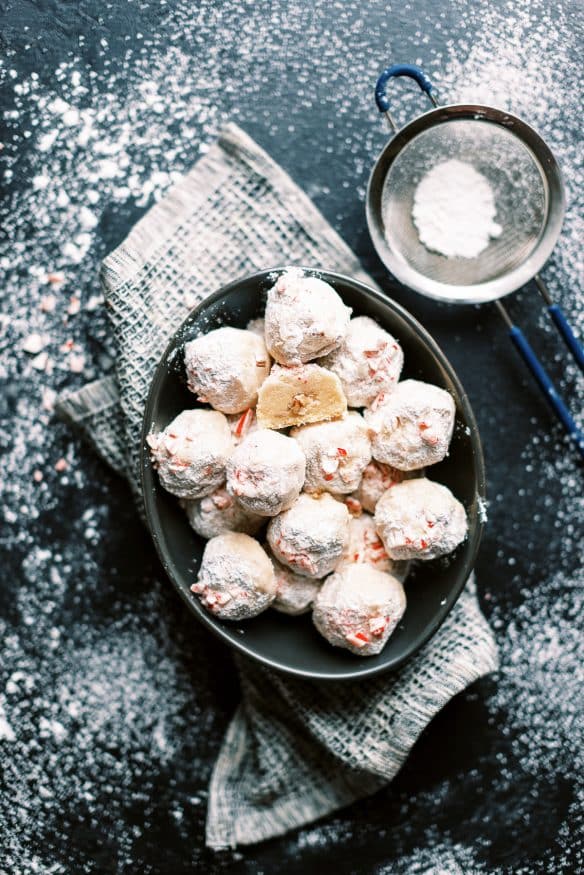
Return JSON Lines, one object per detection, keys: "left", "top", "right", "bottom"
{"left": 380, "top": 118, "right": 547, "bottom": 286}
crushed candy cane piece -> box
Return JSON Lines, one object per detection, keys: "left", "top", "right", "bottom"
{"left": 33, "top": 470, "right": 44, "bottom": 483}
{"left": 370, "top": 392, "right": 387, "bottom": 412}
{"left": 69, "top": 353, "right": 85, "bottom": 373}
{"left": 344, "top": 497, "right": 362, "bottom": 516}
{"left": 212, "top": 492, "right": 232, "bottom": 510}
{"left": 31, "top": 352, "right": 51, "bottom": 371}
{"left": 346, "top": 631, "right": 370, "bottom": 648}
{"left": 369, "top": 617, "right": 387, "bottom": 636}
{"left": 39, "top": 295, "right": 57, "bottom": 312}
{"left": 41, "top": 386, "right": 57, "bottom": 411}
{"left": 46, "top": 272, "right": 65, "bottom": 285}
{"left": 234, "top": 408, "right": 254, "bottom": 438}
{"left": 67, "top": 296, "right": 81, "bottom": 315}
{"left": 190, "top": 582, "right": 205, "bottom": 594}
{"left": 321, "top": 456, "right": 339, "bottom": 475}
{"left": 54, "top": 458, "right": 68, "bottom": 472}
{"left": 21, "top": 333, "right": 48, "bottom": 354}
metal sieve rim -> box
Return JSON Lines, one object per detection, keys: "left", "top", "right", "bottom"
{"left": 366, "top": 104, "right": 566, "bottom": 305}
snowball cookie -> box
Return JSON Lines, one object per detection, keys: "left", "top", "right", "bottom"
{"left": 349, "top": 460, "right": 420, "bottom": 514}
{"left": 320, "top": 316, "right": 404, "bottom": 408}
{"left": 264, "top": 268, "right": 351, "bottom": 365}
{"left": 191, "top": 532, "right": 277, "bottom": 620}
{"left": 268, "top": 551, "right": 322, "bottom": 616}
{"left": 267, "top": 492, "right": 350, "bottom": 579}
{"left": 365, "top": 379, "right": 455, "bottom": 470}
{"left": 182, "top": 486, "right": 264, "bottom": 540}
{"left": 291, "top": 412, "right": 371, "bottom": 495}
{"left": 226, "top": 429, "right": 306, "bottom": 517}
{"left": 147, "top": 409, "right": 233, "bottom": 499}
{"left": 375, "top": 477, "right": 468, "bottom": 561}
{"left": 184, "top": 326, "right": 271, "bottom": 414}
{"left": 313, "top": 564, "right": 406, "bottom": 656}
{"left": 257, "top": 363, "right": 347, "bottom": 430}
{"left": 340, "top": 513, "right": 409, "bottom": 582}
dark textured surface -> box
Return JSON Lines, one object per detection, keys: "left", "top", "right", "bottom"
{"left": 1, "top": 1, "right": 582, "bottom": 873}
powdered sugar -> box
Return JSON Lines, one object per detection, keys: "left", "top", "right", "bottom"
{"left": 182, "top": 485, "right": 264, "bottom": 539}
{"left": 270, "top": 552, "right": 322, "bottom": 616}
{"left": 349, "top": 460, "right": 420, "bottom": 514}
{"left": 339, "top": 512, "right": 410, "bottom": 581}
{"left": 375, "top": 478, "right": 468, "bottom": 561}
{"left": 412, "top": 159, "right": 503, "bottom": 258}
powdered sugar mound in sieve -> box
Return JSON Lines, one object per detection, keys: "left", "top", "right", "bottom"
{"left": 412, "top": 159, "right": 503, "bottom": 259}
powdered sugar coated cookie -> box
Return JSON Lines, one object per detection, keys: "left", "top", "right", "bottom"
{"left": 191, "top": 532, "right": 277, "bottom": 620}
{"left": 226, "top": 429, "right": 306, "bottom": 517}
{"left": 264, "top": 269, "right": 351, "bottom": 365}
{"left": 291, "top": 411, "right": 371, "bottom": 494}
{"left": 267, "top": 492, "right": 350, "bottom": 579}
{"left": 184, "top": 326, "right": 270, "bottom": 414}
{"left": 147, "top": 409, "right": 233, "bottom": 499}
{"left": 182, "top": 485, "right": 264, "bottom": 539}
{"left": 313, "top": 564, "right": 406, "bottom": 656}
{"left": 320, "top": 316, "right": 403, "bottom": 408}
{"left": 365, "top": 379, "right": 455, "bottom": 470}
{"left": 375, "top": 477, "right": 468, "bottom": 561}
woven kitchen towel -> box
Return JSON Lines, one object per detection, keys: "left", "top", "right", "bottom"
{"left": 56, "top": 122, "right": 499, "bottom": 849}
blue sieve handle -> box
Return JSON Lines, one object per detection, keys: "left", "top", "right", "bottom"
{"left": 509, "top": 326, "right": 584, "bottom": 459}
{"left": 547, "top": 304, "right": 584, "bottom": 373}
{"left": 375, "top": 64, "right": 434, "bottom": 112}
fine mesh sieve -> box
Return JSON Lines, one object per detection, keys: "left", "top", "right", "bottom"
{"left": 366, "top": 64, "right": 583, "bottom": 457}
{"left": 380, "top": 118, "right": 548, "bottom": 290}
{"left": 367, "top": 100, "right": 565, "bottom": 304}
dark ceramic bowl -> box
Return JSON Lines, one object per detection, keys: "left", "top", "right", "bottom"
{"left": 141, "top": 268, "right": 485, "bottom": 680}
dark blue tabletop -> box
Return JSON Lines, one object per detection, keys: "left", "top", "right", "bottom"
{"left": 0, "top": 1, "right": 582, "bottom": 872}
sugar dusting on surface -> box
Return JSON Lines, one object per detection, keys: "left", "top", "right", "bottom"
{"left": 1, "top": 0, "right": 582, "bottom": 871}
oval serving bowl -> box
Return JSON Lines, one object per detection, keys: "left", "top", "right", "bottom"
{"left": 141, "top": 268, "right": 485, "bottom": 681}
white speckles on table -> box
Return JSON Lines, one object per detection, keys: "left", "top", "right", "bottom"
{"left": 0, "top": 0, "right": 582, "bottom": 872}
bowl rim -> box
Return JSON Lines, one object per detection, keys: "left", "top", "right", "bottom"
{"left": 140, "top": 266, "right": 486, "bottom": 681}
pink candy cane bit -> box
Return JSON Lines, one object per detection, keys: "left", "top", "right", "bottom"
{"left": 369, "top": 617, "right": 387, "bottom": 637}
{"left": 346, "top": 631, "right": 370, "bottom": 648}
